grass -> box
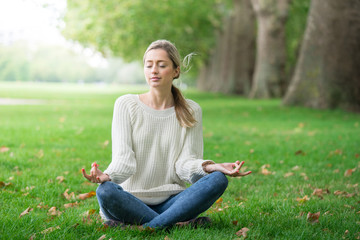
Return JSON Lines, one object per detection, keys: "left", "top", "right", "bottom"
{"left": 0, "top": 82, "right": 359, "bottom": 239}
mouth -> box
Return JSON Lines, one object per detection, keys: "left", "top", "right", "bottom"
{"left": 150, "top": 77, "right": 160, "bottom": 81}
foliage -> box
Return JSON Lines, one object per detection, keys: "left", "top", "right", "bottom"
{"left": 63, "top": 0, "right": 225, "bottom": 71}
{"left": 1, "top": 82, "right": 359, "bottom": 239}
{"left": 0, "top": 42, "right": 144, "bottom": 83}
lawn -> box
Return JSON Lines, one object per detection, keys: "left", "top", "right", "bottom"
{"left": 0, "top": 82, "right": 359, "bottom": 239}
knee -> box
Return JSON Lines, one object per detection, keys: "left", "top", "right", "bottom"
{"left": 211, "top": 171, "right": 228, "bottom": 192}
{"left": 96, "top": 181, "right": 122, "bottom": 201}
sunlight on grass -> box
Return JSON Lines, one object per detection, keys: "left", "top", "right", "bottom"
{"left": 0, "top": 82, "right": 359, "bottom": 239}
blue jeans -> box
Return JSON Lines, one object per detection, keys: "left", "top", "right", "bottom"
{"left": 96, "top": 171, "right": 228, "bottom": 228}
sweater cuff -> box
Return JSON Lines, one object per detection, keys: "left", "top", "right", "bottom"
{"left": 202, "top": 160, "right": 216, "bottom": 174}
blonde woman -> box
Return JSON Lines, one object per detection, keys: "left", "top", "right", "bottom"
{"left": 82, "top": 40, "right": 251, "bottom": 229}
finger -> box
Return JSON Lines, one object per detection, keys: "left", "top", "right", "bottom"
{"left": 238, "top": 171, "right": 252, "bottom": 176}
{"left": 234, "top": 161, "right": 244, "bottom": 173}
{"left": 82, "top": 168, "right": 91, "bottom": 180}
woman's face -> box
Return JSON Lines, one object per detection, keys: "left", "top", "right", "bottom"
{"left": 144, "top": 49, "right": 179, "bottom": 89}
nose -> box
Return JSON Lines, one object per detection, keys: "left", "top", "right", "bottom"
{"left": 151, "top": 65, "right": 158, "bottom": 74}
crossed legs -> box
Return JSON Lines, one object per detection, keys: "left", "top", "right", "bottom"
{"left": 96, "top": 171, "right": 228, "bottom": 229}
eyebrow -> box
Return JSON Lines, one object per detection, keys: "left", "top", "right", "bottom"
{"left": 145, "top": 60, "right": 168, "bottom": 63}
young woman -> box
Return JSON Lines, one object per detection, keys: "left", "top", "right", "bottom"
{"left": 82, "top": 40, "right": 251, "bottom": 229}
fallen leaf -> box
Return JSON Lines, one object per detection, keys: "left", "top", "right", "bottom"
{"left": 296, "top": 195, "right": 310, "bottom": 204}
{"left": 0, "top": 146, "right": 10, "bottom": 153}
{"left": 215, "top": 197, "right": 223, "bottom": 204}
{"left": 232, "top": 220, "right": 238, "bottom": 226}
{"left": 19, "top": 207, "right": 33, "bottom": 218}
{"left": 334, "top": 149, "right": 343, "bottom": 155}
{"left": 236, "top": 227, "right": 250, "bottom": 238}
{"left": 56, "top": 176, "right": 65, "bottom": 183}
{"left": 300, "top": 172, "right": 309, "bottom": 180}
{"left": 36, "top": 202, "right": 49, "bottom": 209}
{"left": 333, "top": 169, "right": 340, "bottom": 173}
{"left": 98, "top": 235, "right": 106, "bottom": 240}
{"left": 102, "top": 140, "right": 109, "bottom": 148}
{"left": 307, "top": 212, "right": 320, "bottom": 224}
{"left": 64, "top": 202, "right": 79, "bottom": 208}
{"left": 0, "top": 181, "right": 12, "bottom": 188}
{"left": 295, "top": 150, "right": 305, "bottom": 156}
{"left": 356, "top": 153, "right": 359, "bottom": 158}
{"left": 78, "top": 191, "right": 96, "bottom": 200}
{"left": 292, "top": 166, "right": 300, "bottom": 171}
{"left": 344, "top": 168, "right": 356, "bottom": 177}
{"left": 63, "top": 189, "right": 75, "bottom": 200}
{"left": 261, "top": 168, "right": 272, "bottom": 175}
{"left": 41, "top": 226, "right": 60, "bottom": 234}
{"left": 334, "top": 190, "right": 345, "bottom": 196}
{"left": 284, "top": 172, "right": 294, "bottom": 178}
{"left": 312, "top": 188, "right": 329, "bottom": 199}
{"left": 48, "top": 206, "right": 62, "bottom": 216}
{"left": 35, "top": 149, "right": 44, "bottom": 159}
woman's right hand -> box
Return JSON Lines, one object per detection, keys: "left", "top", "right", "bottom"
{"left": 82, "top": 162, "right": 110, "bottom": 183}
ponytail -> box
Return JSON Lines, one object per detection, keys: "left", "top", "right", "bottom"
{"left": 171, "top": 85, "right": 197, "bottom": 128}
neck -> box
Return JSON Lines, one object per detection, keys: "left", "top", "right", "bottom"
{"left": 142, "top": 87, "right": 174, "bottom": 110}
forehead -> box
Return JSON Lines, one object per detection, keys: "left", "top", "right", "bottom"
{"left": 144, "top": 49, "right": 171, "bottom": 62}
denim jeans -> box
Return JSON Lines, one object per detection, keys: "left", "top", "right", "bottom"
{"left": 96, "top": 171, "right": 228, "bottom": 228}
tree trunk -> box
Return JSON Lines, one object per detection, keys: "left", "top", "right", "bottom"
{"left": 197, "top": 0, "right": 255, "bottom": 95}
{"left": 249, "top": 0, "right": 291, "bottom": 98}
{"left": 283, "top": 0, "right": 360, "bottom": 111}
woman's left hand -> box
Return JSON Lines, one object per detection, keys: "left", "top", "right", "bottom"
{"left": 205, "top": 161, "right": 251, "bottom": 177}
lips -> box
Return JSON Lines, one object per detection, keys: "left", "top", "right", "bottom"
{"left": 150, "top": 77, "right": 160, "bottom": 81}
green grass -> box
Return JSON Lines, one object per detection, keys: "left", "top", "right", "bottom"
{"left": 0, "top": 82, "right": 359, "bottom": 239}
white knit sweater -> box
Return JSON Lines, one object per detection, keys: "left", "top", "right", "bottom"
{"left": 103, "top": 94, "right": 214, "bottom": 205}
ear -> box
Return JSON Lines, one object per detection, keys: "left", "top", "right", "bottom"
{"left": 173, "top": 66, "right": 180, "bottom": 79}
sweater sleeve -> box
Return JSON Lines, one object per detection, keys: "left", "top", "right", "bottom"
{"left": 175, "top": 102, "right": 214, "bottom": 184}
{"left": 103, "top": 96, "right": 136, "bottom": 184}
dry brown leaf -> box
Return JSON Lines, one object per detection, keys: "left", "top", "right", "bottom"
{"left": 261, "top": 168, "right": 272, "bottom": 175}
{"left": 307, "top": 212, "right": 320, "bottom": 224}
{"left": 56, "top": 176, "right": 65, "bottom": 183}
{"left": 312, "top": 188, "right": 329, "bottom": 199}
{"left": 48, "top": 206, "right": 62, "bottom": 216}
{"left": 292, "top": 166, "right": 300, "bottom": 171}
{"left": 236, "top": 227, "right": 250, "bottom": 238}
{"left": 98, "top": 235, "right": 106, "bottom": 240}
{"left": 102, "top": 140, "right": 109, "bottom": 148}
{"left": 334, "top": 190, "right": 345, "bottom": 196}
{"left": 0, "top": 181, "right": 12, "bottom": 188}
{"left": 215, "top": 197, "right": 223, "bottom": 204}
{"left": 78, "top": 191, "right": 96, "bottom": 200}
{"left": 0, "top": 146, "right": 10, "bottom": 153}
{"left": 232, "top": 220, "right": 239, "bottom": 226}
{"left": 35, "top": 149, "right": 44, "bottom": 159}
{"left": 63, "top": 189, "right": 75, "bottom": 200}
{"left": 296, "top": 195, "right": 310, "bottom": 204}
{"left": 36, "top": 202, "right": 49, "bottom": 209}
{"left": 295, "top": 150, "right": 305, "bottom": 156}
{"left": 284, "top": 172, "right": 294, "bottom": 178}
{"left": 300, "top": 172, "right": 309, "bottom": 180}
{"left": 64, "top": 202, "right": 79, "bottom": 208}
{"left": 19, "top": 207, "right": 33, "bottom": 218}
{"left": 344, "top": 168, "right": 356, "bottom": 177}
{"left": 41, "top": 226, "right": 60, "bottom": 234}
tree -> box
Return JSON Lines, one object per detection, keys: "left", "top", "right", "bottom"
{"left": 63, "top": 0, "right": 225, "bottom": 75}
{"left": 197, "top": 0, "right": 256, "bottom": 95}
{"left": 283, "top": 0, "right": 360, "bottom": 111}
{"left": 249, "top": 0, "right": 291, "bottom": 98}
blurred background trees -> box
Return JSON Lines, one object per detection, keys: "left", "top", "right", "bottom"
{"left": 1, "top": 0, "right": 359, "bottom": 111}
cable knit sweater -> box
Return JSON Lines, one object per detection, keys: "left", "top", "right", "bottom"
{"left": 103, "top": 94, "right": 214, "bottom": 205}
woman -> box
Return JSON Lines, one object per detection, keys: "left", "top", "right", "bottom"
{"left": 82, "top": 40, "right": 251, "bottom": 229}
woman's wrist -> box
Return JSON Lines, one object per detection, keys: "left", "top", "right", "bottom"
{"left": 202, "top": 161, "right": 216, "bottom": 173}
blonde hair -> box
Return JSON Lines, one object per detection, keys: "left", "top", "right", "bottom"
{"left": 143, "top": 40, "right": 196, "bottom": 128}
